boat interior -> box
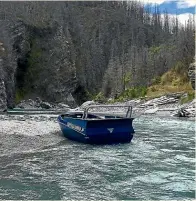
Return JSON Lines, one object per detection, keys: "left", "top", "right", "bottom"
{"left": 60, "top": 112, "right": 122, "bottom": 120}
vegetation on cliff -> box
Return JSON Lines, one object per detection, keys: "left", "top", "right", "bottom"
{"left": 147, "top": 61, "right": 194, "bottom": 97}
{"left": 100, "top": 61, "right": 195, "bottom": 103}
{"left": 0, "top": 1, "right": 195, "bottom": 107}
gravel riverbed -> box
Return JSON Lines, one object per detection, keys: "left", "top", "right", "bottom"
{"left": 0, "top": 115, "right": 63, "bottom": 156}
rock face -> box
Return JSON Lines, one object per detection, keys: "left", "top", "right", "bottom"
{"left": 188, "top": 62, "right": 195, "bottom": 90}
{"left": 0, "top": 24, "right": 17, "bottom": 108}
{"left": 0, "top": 79, "right": 7, "bottom": 111}
{"left": 0, "top": 2, "right": 77, "bottom": 108}
{"left": 0, "top": 2, "right": 194, "bottom": 108}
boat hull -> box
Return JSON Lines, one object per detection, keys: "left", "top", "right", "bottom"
{"left": 58, "top": 116, "right": 134, "bottom": 144}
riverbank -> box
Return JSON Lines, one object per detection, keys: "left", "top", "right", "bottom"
{"left": 0, "top": 92, "right": 194, "bottom": 146}
{"left": 76, "top": 92, "right": 195, "bottom": 119}
{"left": 0, "top": 92, "right": 195, "bottom": 120}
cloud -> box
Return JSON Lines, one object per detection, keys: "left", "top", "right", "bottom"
{"left": 176, "top": 0, "right": 196, "bottom": 8}
{"left": 142, "top": 0, "right": 196, "bottom": 7}
{"left": 159, "top": 12, "right": 195, "bottom": 26}
{"left": 141, "top": 0, "right": 165, "bottom": 4}
{"left": 177, "top": 13, "right": 195, "bottom": 24}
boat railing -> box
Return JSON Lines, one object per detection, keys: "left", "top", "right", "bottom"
{"left": 82, "top": 105, "right": 133, "bottom": 119}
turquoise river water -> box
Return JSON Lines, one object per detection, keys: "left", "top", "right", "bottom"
{"left": 0, "top": 116, "right": 195, "bottom": 200}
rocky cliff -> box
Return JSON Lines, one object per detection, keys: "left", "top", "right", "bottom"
{"left": 0, "top": 2, "right": 195, "bottom": 110}
{"left": 0, "top": 2, "right": 78, "bottom": 108}
{"left": 0, "top": 79, "right": 7, "bottom": 111}
{"left": 188, "top": 61, "right": 195, "bottom": 90}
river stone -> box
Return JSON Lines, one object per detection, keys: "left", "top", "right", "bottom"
{"left": 173, "top": 99, "right": 195, "bottom": 117}
{"left": 166, "top": 92, "right": 185, "bottom": 99}
{"left": 0, "top": 79, "right": 7, "bottom": 112}
{"left": 35, "top": 97, "right": 42, "bottom": 103}
{"left": 56, "top": 103, "right": 70, "bottom": 109}
{"left": 17, "top": 99, "right": 39, "bottom": 109}
{"left": 40, "top": 101, "right": 52, "bottom": 109}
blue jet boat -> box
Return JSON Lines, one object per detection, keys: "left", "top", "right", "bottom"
{"left": 57, "top": 105, "right": 135, "bottom": 144}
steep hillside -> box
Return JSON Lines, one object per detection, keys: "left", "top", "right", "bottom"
{"left": 147, "top": 61, "right": 194, "bottom": 99}
{"left": 0, "top": 1, "right": 195, "bottom": 108}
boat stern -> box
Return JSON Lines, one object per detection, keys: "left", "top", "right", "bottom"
{"left": 86, "top": 118, "right": 134, "bottom": 144}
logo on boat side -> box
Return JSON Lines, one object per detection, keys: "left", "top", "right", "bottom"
{"left": 107, "top": 128, "right": 114, "bottom": 133}
{"left": 67, "top": 122, "right": 83, "bottom": 132}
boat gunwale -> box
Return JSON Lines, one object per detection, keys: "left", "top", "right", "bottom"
{"left": 59, "top": 115, "right": 134, "bottom": 121}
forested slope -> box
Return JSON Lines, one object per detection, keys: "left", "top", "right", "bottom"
{"left": 0, "top": 1, "right": 195, "bottom": 108}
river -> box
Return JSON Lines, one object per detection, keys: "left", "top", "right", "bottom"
{"left": 0, "top": 115, "right": 195, "bottom": 200}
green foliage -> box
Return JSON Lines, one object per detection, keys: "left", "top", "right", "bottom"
{"left": 93, "top": 92, "right": 106, "bottom": 103}
{"left": 15, "top": 89, "right": 26, "bottom": 104}
{"left": 161, "top": 72, "right": 173, "bottom": 85}
{"left": 15, "top": 39, "right": 43, "bottom": 101}
{"left": 180, "top": 92, "right": 195, "bottom": 104}
{"left": 160, "top": 61, "right": 189, "bottom": 86}
{"left": 116, "top": 86, "right": 147, "bottom": 102}
{"left": 167, "top": 45, "right": 176, "bottom": 51}
{"left": 25, "top": 40, "right": 42, "bottom": 89}
{"left": 151, "top": 76, "right": 161, "bottom": 85}
{"left": 150, "top": 45, "right": 177, "bottom": 55}
{"left": 123, "top": 72, "right": 132, "bottom": 89}
{"left": 151, "top": 86, "right": 157, "bottom": 92}
{"left": 85, "top": 90, "right": 94, "bottom": 100}
{"left": 173, "top": 61, "right": 186, "bottom": 74}
{"left": 149, "top": 45, "right": 162, "bottom": 55}
{"left": 171, "top": 78, "right": 181, "bottom": 86}
{"left": 107, "top": 98, "right": 115, "bottom": 104}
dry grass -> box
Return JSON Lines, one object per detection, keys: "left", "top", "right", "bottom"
{"left": 146, "top": 66, "right": 195, "bottom": 98}
{"left": 147, "top": 83, "right": 194, "bottom": 98}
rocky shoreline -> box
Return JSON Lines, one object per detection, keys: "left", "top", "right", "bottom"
{"left": 74, "top": 92, "right": 195, "bottom": 119}
{"left": 0, "top": 93, "right": 194, "bottom": 140}
{"left": 0, "top": 92, "right": 195, "bottom": 121}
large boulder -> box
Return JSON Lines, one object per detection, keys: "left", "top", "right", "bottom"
{"left": 173, "top": 99, "right": 195, "bottom": 118}
{"left": 40, "top": 101, "right": 52, "bottom": 109}
{"left": 0, "top": 79, "right": 7, "bottom": 111}
{"left": 17, "top": 98, "right": 54, "bottom": 109}
{"left": 17, "top": 99, "right": 39, "bottom": 109}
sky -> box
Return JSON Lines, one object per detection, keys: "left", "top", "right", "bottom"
{"left": 142, "top": 0, "right": 195, "bottom": 24}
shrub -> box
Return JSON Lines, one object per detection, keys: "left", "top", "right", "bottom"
{"left": 93, "top": 92, "right": 106, "bottom": 103}
{"left": 124, "top": 72, "right": 132, "bottom": 89}
{"left": 15, "top": 89, "right": 26, "bottom": 104}
{"left": 161, "top": 71, "right": 174, "bottom": 85}
{"left": 149, "top": 45, "right": 162, "bottom": 55}
{"left": 180, "top": 92, "right": 195, "bottom": 104}
{"left": 151, "top": 76, "right": 161, "bottom": 85}
{"left": 173, "top": 61, "right": 186, "bottom": 74}
{"left": 116, "top": 86, "right": 147, "bottom": 101}
{"left": 150, "top": 86, "right": 157, "bottom": 92}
